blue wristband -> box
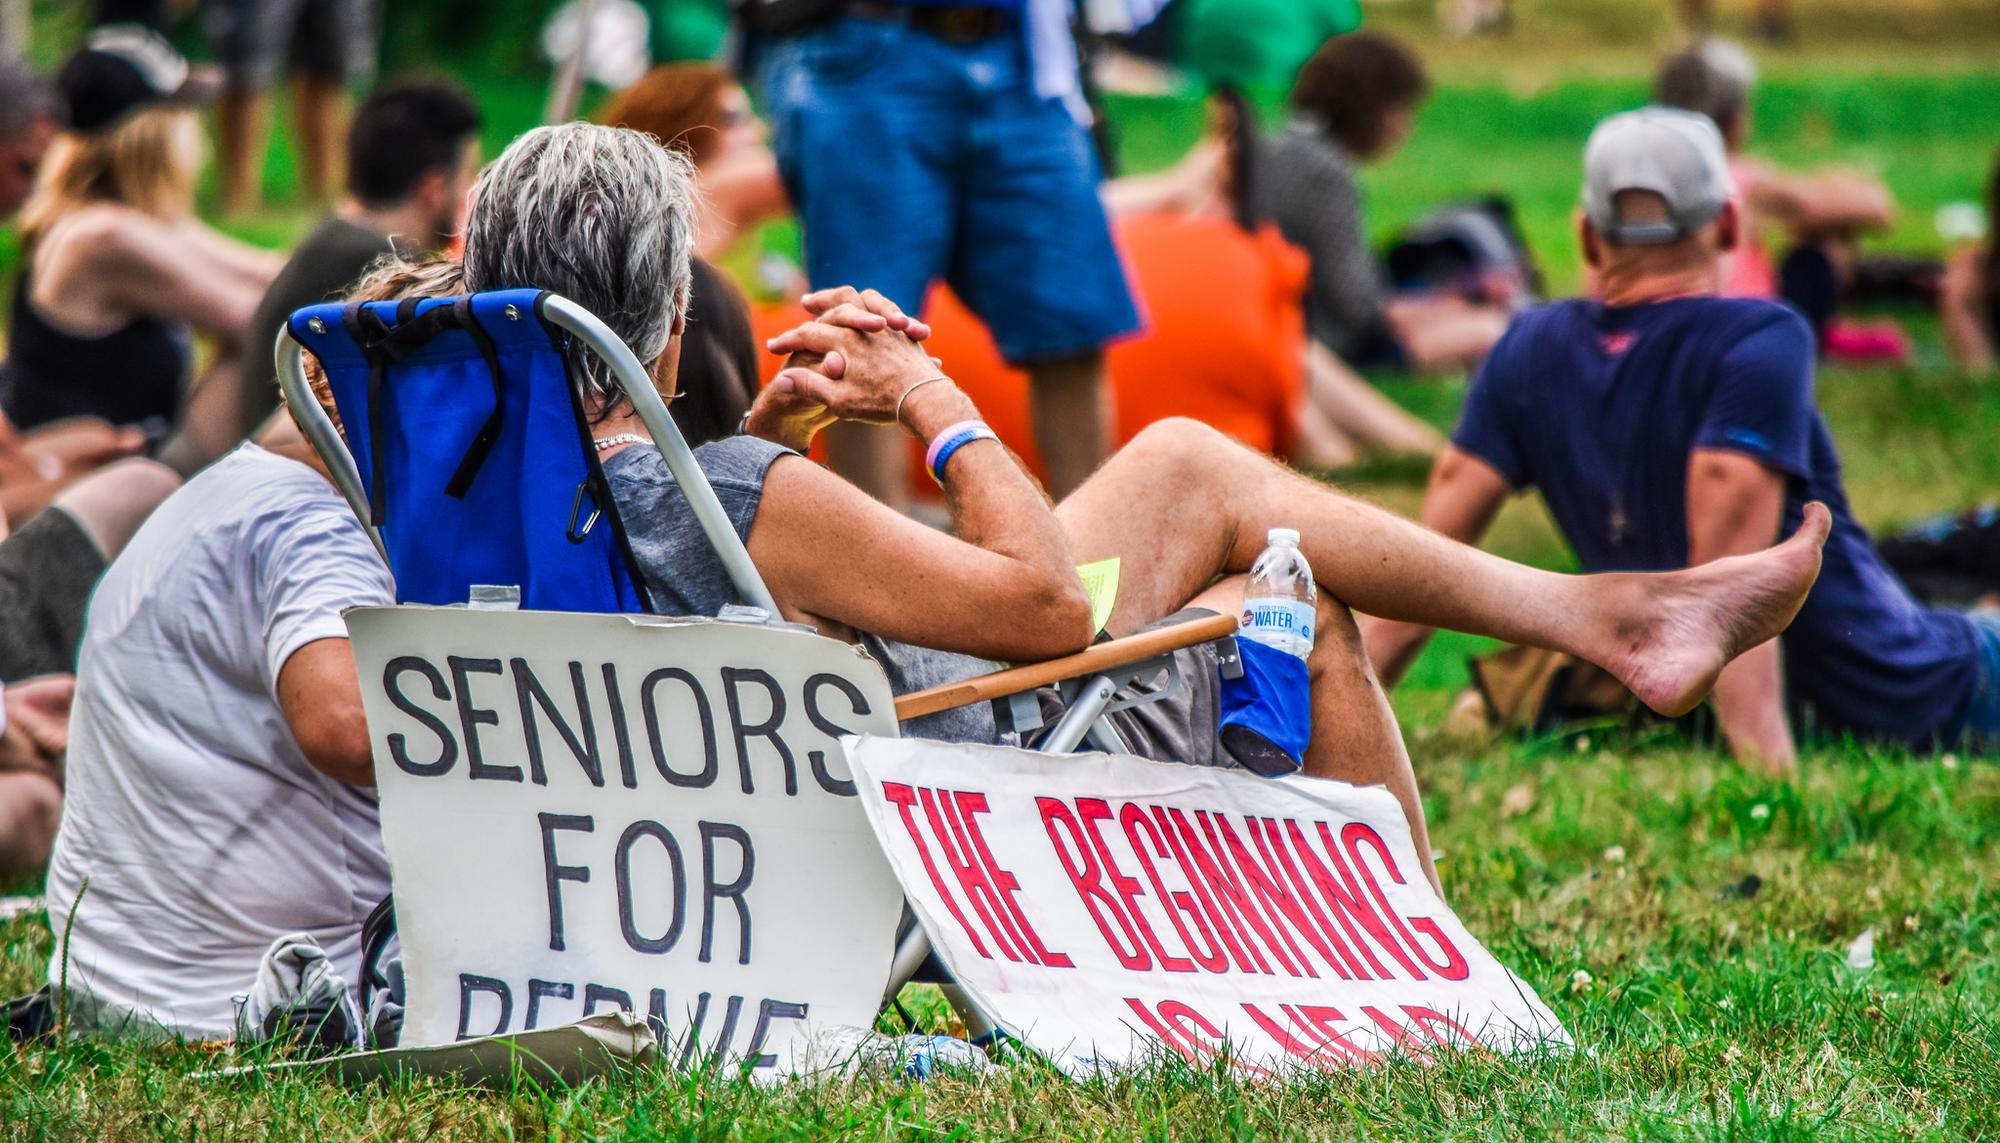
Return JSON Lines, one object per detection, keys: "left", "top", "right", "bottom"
{"left": 927, "top": 423, "right": 999, "bottom": 485}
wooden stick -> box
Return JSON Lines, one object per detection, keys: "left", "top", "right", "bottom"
{"left": 892, "top": 611, "right": 1239, "bottom": 721}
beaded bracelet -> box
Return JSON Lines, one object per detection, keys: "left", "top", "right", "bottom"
{"left": 924, "top": 420, "right": 999, "bottom": 485}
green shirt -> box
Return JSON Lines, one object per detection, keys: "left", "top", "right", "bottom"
{"left": 1176, "top": 0, "right": 1362, "bottom": 98}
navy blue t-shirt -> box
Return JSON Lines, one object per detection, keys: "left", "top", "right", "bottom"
{"left": 1452, "top": 296, "right": 1979, "bottom": 748}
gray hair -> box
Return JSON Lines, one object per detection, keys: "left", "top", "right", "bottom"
{"left": 1655, "top": 39, "right": 1757, "bottom": 134}
{"left": 0, "top": 55, "right": 58, "bottom": 139}
{"left": 461, "top": 122, "right": 699, "bottom": 410}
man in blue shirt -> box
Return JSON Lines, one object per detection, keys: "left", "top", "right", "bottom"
{"left": 1364, "top": 108, "right": 1999, "bottom": 773}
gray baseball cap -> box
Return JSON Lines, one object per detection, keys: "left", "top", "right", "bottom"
{"left": 1582, "top": 107, "right": 1734, "bottom": 246}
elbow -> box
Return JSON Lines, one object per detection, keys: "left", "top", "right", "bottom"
{"left": 298, "top": 719, "right": 377, "bottom": 787}
{"left": 1020, "top": 577, "right": 1097, "bottom": 660}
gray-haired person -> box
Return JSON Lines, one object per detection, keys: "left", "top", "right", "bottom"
{"left": 1655, "top": 38, "right": 1897, "bottom": 343}
{"left": 458, "top": 122, "right": 1828, "bottom": 898}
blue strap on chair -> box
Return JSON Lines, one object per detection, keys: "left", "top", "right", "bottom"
{"left": 285, "top": 289, "right": 653, "bottom": 614}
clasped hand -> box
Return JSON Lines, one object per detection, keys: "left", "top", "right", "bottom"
{"left": 753, "top": 287, "right": 944, "bottom": 444}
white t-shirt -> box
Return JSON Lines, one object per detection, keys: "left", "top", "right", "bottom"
{"left": 45, "top": 444, "right": 395, "bottom": 1039}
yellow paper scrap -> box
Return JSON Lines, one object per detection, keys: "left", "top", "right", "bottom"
{"left": 1076, "top": 558, "right": 1121, "bottom": 636}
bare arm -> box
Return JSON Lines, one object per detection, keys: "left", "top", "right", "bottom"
{"left": 746, "top": 294, "right": 1094, "bottom": 661}
{"left": 166, "top": 218, "right": 285, "bottom": 282}
{"left": 1942, "top": 248, "right": 1997, "bottom": 370}
{"left": 1100, "top": 139, "right": 1226, "bottom": 220}
{"left": 41, "top": 209, "right": 276, "bottom": 340}
{"left": 1686, "top": 448, "right": 1796, "bottom": 776}
{"left": 276, "top": 637, "right": 376, "bottom": 787}
{"left": 1360, "top": 445, "right": 1512, "bottom": 685}
{"left": 1739, "top": 159, "right": 1894, "bottom": 235}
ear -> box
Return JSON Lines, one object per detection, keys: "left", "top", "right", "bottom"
{"left": 1579, "top": 211, "right": 1603, "bottom": 269}
{"left": 414, "top": 166, "right": 450, "bottom": 211}
{"left": 1714, "top": 199, "right": 1740, "bottom": 254}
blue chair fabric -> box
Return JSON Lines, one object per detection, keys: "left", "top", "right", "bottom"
{"left": 287, "top": 289, "right": 655, "bottom": 615}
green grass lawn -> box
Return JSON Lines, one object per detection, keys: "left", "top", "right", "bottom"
{"left": 3, "top": 24, "right": 2000, "bottom": 1140}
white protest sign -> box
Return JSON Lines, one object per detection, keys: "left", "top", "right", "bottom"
{"left": 846, "top": 736, "right": 1571, "bottom": 1075}
{"left": 346, "top": 606, "right": 905, "bottom": 1075}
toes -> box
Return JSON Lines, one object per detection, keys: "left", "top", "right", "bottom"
{"left": 1797, "top": 501, "right": 1832, "bottom": 546}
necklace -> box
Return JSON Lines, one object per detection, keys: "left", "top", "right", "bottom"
{"left": 593, "top": 433, "right": 649, "bottom": 452}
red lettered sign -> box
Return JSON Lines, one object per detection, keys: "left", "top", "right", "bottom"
{"left": 847, "top": 736, "right": 1570, "bottom": 1075}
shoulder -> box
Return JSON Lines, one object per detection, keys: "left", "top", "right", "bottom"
{"left": 1696, "top": 296, "right": 1814, "bottom": 349}
{"left": 33, "top": 204, "right": 165, "bottom": 282}
{"left": 203, "top": 446, "right": 357, "bottom": 525}
{"left": 1264, "top": 124, "right": 1354, "bottom": 192}
{"left": 322, "top": 218, "right": 397, "bottom": 262}
{"left": 607, "top": 435, "right": 796, "bottom": 493}
{"left": 1490, "top": 300, "right": 1585, "bottom": 356}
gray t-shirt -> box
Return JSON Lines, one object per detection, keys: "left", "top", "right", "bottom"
{"left": 602, "top": 437, "right": 1001, "bottom": 743}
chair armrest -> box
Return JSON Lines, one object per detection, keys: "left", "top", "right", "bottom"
{"left": 892, "top": 611, "right": 1239, "bottom": 722}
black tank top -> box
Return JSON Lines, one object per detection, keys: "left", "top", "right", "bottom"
{"left": 1986, "top": 261, "right": 2000, "bottom": 353}
{"left": 1, "top": 267, "right": 189, "bottom": 432}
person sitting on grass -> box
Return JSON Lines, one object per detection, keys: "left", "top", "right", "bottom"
{"left": 4, "top": 27, "right": 280, "bottom": 455}
{"left": 1363, "top": 108, "right": 1995, "bottom": 775}
{"left": 157, "top": 77, "right": 482, "bottom": 471}
{"left": 0, "top": 455, "right": 181, "bottom": 885}
{"left": 1252, "top": 32, "right": 1514, "bottom": 375}
{"left": 458, "top": 124, "right": 1829, "bottom": 898}
{"left": 1940, "top": 148, "right": 2000, "bottom": 372}
{"left": 0, "top": 53, "right": 170, "bottom": 526}
{"left": 34, "top": 264, "right": 437, "bottom": 1038}
{"left": 1655, "top": 39, "right": 1913, "bottom": 362}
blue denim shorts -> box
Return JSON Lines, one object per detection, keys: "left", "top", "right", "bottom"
{"left": 758, "top": 17, "right": 1140, "bottom": 363}
{"left": 1953, "top": 608, "right": 2000, "bottom": 747}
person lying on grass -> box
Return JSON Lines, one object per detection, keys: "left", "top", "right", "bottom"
{"left": 1365, "top": 107, "right": 1992, "bottom": 775}
{"left": 456, "top": 122, "right": 1830, "bottom": 893}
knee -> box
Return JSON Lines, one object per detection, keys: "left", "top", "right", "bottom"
{"left": 97, "top": 458, "right": 182, "bottom": 513}
{"left": 1307, "top": 592, "right": 1367, "bottom": 669}
{"left": 58, "top": 459, "right": 181, "bottom": 560}
{"left": 0, "top": 775, "right": 63, "bottom": 880}
{"left": 1122, "top": 417, "right": 1237, "bottom": 475}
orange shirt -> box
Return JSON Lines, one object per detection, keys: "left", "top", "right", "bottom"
{"left": 751, "top": 213, "right": 1310, "bottom": 488}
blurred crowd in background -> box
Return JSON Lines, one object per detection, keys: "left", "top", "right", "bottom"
{"left": 0, "top": 0, "right": 1998, "bottom": 1045}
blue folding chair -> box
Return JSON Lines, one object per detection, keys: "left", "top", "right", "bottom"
{"left": 277, "top": 287, "right": 776, "bottom": 619}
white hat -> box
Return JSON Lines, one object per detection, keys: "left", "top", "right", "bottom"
{"left": 1582, "top": 107, "right": 1735, "bottom": 246}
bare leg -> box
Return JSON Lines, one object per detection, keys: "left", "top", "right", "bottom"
{"left": 294, "top": 72, "right": 348, "bottom": 204}
{"left": 218, "top": 87, "right": 270, "bottom": 215}
{"left": 825, "top": 420, "right": 911, "bottom": 511}
{"left": 1187, "top": 575, "right": 1440, "bottom": 895}
{"left": 1026, "top": 351, "right": 1111, "bottom": 499}
{"left": 0, "top": 773, "right": 61, "bottom": 881}
{"left": 1940, "top": 249, "right": 1996, "bottom": 370}
{"left": 1058, "top": 419, "right": 1827, "bottom": 716}
{"left": 1289, "top": 397, "right": 1360, "bottom": 470}
{"left": 1384, "top": 297, "right": 1509, "bottom": 374}
{"left": 1305, "top": 342, "right": 1443, "bottom": 455}
{"left": 52, "top": 458, "right": 180, "bottom": 561}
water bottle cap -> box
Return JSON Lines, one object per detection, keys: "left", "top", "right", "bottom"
{"left": 1267, "top": 527, "right": 1301, "bottom": 548}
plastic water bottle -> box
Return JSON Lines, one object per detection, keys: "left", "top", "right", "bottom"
{"left": 1240, "top": 528, "right": 1316, "bottom": 660}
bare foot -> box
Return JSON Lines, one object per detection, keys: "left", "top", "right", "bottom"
{"left": 1609, "top": 502, "right": 1831, "bottom": 716}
